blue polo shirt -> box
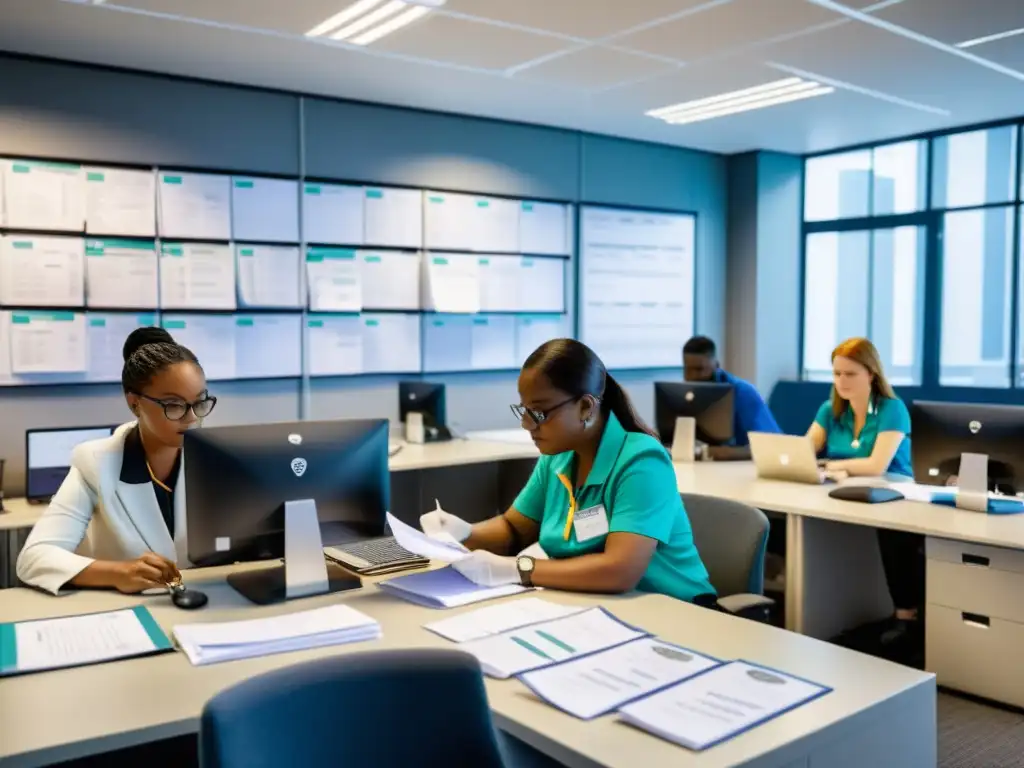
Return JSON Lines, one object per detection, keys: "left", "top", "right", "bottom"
{"left": 814, "top": 397, "right": 913, "bottom": 478}
{"left": 714, "top": 369, "right": 780, "bottom": 446}
{"left": 513, "top": 412, "right": 714, "bottom": 603}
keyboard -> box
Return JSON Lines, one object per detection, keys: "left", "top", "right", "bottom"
{"left": 325, "top": 536, "right": 428, "bottom": 575}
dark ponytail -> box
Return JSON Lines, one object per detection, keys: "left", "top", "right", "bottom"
{"left": 121, "top": 326, "right": 200, "bottom": 393}
{"left": 523, "top": 339, "right": 658, "bottom": 438}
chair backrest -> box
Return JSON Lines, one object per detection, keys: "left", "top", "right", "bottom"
{"left": 200, "top": 649, "right": 505, "bottom": 768}
{"left": 681, "top": 493, "right": 769, "bottom": 597}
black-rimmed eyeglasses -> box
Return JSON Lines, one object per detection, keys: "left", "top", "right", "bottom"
{"left": 134, "top": 393, "right": 217, "bottom": 422}
{"left": 510, "top": 397, "right": 577, "bottom": 427}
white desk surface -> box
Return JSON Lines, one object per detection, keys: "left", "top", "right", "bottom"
{"left": 676, "top": 462, "right": 1024, "bottom": 549}
{"left": 0, "top": 498, "right": 41, "bottom": 531}
{"left": 0, "top": 564, "right": 932, "bottom": 768}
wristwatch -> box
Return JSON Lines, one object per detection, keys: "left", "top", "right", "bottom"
{"left": 516, "top": 555, "right": 536, "bottom": 587}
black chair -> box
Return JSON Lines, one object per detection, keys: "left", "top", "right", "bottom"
{"left": 200, "top": 649, "right": 506, "bottom": 768}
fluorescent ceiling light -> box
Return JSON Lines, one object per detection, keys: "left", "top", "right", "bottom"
{"left": 647, "top": 77, "right": 833, "bottom": 126}
{"left": 306, "top": 0, "right": 442, "bottom": 44}
{"left": 956, "top": 26, "right": 1024, "bottom": 49}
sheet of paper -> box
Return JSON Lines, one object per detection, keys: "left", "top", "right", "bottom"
{"left": 478, "top": 255, "right": 522, "bottom": 312}
{"left": 464, "top": 429, "right": 537, "bottom": 447}
{"left": 0, "top": 311, "right": 13, "bottom": 385}
{"left": 303, "top": 183, "right": 364, "bottom": 245}
{"left": 231, "top": 176, "right": 299, "bottom": 243}
{"left": 235, "top": 314, "right": 302, "bottom": 379}
{"left": 2, "top": 159, "right": 85, "bottom": 231}
{"left": 386, "top": 511, "right": 470, "bottom": 564}
{"left": 473, "top": 196, "right": 520, "bottom": 253}
{"left": 236, "top": 245, "right": 302, "bottom": 308}
{"left": 305, "top": 314, "right": 363, "bottom": 376}
{"left": 306, "top": 248, "right": 362, "bottom": 312}
{"left": 84, "top": 239, "right": 158, "bottom": 309}
{"left": 362, "top": 313, "right": 421, "bottom": 374}
{"left": 470, "top": 315, "right": 517, "bottom": 370}
{"left": 425, "top": 598, "right": 584, "bottom": 643}
{"left": 9, "top": 311, "right": 88, "bottom": 374}
{"left": 86, "top": 313, "right": 157, "bottom": 382}
{"left": 360, "top": 250, "right": 420, "bottom": 310}
{"left": 160, "top": 243, "right": 236, "bottom": 310}
{"left": 84, "top": 167, "right": 156, "bottom": 236}
{"left": 157, "top": 172, "right": 231, "bottom": 240}
{"left": 520, "top": 201, "right": 570, "bottom": 255}
{"left": 521, "top": 638, "right": 720, "bottom": 720}
{"left": 461, "top": 607, "right": 649, "bottom": 679}
{"left": 0, "top": 235, "right": 84, "bottom": 307}
{"left": 422, "top": 315, "right": 473, "bottom": 372}
{"left": 619, "top": 660, "right": 829, "bottom": 751}
{"left": 422, "top": 253, "right": 480, "bottom": 313}
{"left": 379, "top": 567, "right": 528, "bottom": 609}
{"left": 161, "top": 315, "right": 237, "bottom": 381}
{"left": 424, "top": 192, "right": 473, "bottom": 250}
{"left": 515, "top": 315, "right": 569, "bottom": 364}
{"left": 518, "top": 257, "right": 566, "bottom": 312}
{"left": 364, "top": 187, "right": 422, "bottom": 248}
{"left": 10, "top": 608, "right": 161, "bottom": 674}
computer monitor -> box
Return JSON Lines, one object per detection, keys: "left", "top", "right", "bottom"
{"left": 25, "top": 425, "right": 117, "bottom": 502}
{"left": 399, "top": 381, "right": 451, "bottom": 441}
{"left": 911, "top": 401, "right": 1024, "bottom": 495}
{"left": 654, "top": 382, "right": 734, "bottom": 447}
{"left": 184, "top": 419, "right": 390, "bottom": 604}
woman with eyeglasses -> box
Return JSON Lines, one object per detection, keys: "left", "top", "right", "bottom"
{"left": 420, "top": 339, "right": 715, "bottom": 602}
{"left": 17, "top": 327, "right": 216, "bottom": 595}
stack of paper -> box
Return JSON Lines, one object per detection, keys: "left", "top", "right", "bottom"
{"left": 172, "top": 605, "right": 380, "bottom": 666}
{"left": 425, "top": 598, "right": 584, "bottom": 642}
{"left": 378, "top": 567, "right": 529, "bottom": 609}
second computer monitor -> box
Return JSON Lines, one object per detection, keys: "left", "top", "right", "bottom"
{"left": 911, "top": 401, "right": 1024, "bottom": 494}
{"left": 655, "top": 382, "right": 734, "bottom": 447}
{"left": 399, "top": 381, "right": 450, "bottom": 441}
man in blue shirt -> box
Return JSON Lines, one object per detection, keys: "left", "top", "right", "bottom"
{"left": 683, "top": 336, "right": 781, "bottom": 460}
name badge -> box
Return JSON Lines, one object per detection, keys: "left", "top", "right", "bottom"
{"left": 573, "top": 504, "right": 609, "bottom": 543}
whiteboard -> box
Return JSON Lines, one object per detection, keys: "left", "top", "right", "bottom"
{"left": 231, "top": 176, "right": 299, "bottom": 243}
{"left": 579, "top": 206, "right": 696, "bottom": 370}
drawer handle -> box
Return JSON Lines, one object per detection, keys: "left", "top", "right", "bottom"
{"left": 962, "top": 612, "right": 990, "bottom": 628}
{"left": 962, "top": 553, "right": 990, "bottom": 567}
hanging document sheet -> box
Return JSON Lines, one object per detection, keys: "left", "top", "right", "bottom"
{"left": 362, "top": 313, "right": 421, "bottom": 374}
{"left": 231, "top": 177, "right": 299, "bottom": 243}
{"left": 235, "top": 314, "right": 302, "bottom": 379}
{"left": 303, "top": 183, "right": 363, "bottom": 245}
{"left": 305, "top": 314, "right": 363, "bottom": 376}
{"left": 424, "top": 192, "right": 473, "bottom": 251}
{"left": 306, "top": 248, "right": 362, "bottom": 312}
{"left": 422, "top": 315, "right": 473, "bottom": 373}
{"left": 478, "top": 255, "right": 523, "bottom": 312}
{"left": 86, "top": 313, "right": 157, "bottom": 383}
{"left": 236, "top": 245, "right": 302, "bottom": 308}
{"left": 364, "top": 187, "right": 422, "bottom": 248}
{"left": 157, "top": 172, "right": 231, "bottom": 240}
{"left": 515, "top": 315, "right": 570, "bottom": 364}
{"left": 160, "top": 243, "right": 236, "bottom": 310}
{"left": 517, "top": 258, "right": 565, "bottom": 313}
{"left": 0, "top": 235, "right": 84, "bottom": 307}
{"left": 473, "top": 196, "right": 520, "bottom": 253}
{"left": 520, "top": 201, "right": 569, "bottom": 256}
{"left": 471, "top": 316, "right": 517, "bottom": 370}
{"left": 360, "top": 251, "right": 420, "bottom": 310}
{"left": 161, "top": 315, "right": 237, "bottom": 381}
{"left": 84, "top": 239, "right": 158, "bottom": 309}
{"left": 84, "top": 167, "right": 156, "bottom": 237}
{"left": 618, "top": 660, "right": 831, "bottom": 751}
{"left": 0, "top": 312, "right": 13, "bottom": 385}
{"left": 1, "top": 159, "right": 85, "bottom": 231}
{"left": 422, "top": 253, "right": 480, "bottom": 313}
{"left": 9, "top": 311, "right": 88, "bottom": 374}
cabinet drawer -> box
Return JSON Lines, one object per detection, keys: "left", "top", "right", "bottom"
{"left": 926, "top": 604, "right": 1024, "bottom": 708}
{"left": 927, "top": 536, "right": 1024, "bottom": 575}
{"left": 928, "top": 558, "right": 1024, "bottom": 624}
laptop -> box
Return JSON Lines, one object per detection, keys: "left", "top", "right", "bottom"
{"left": 749, "top": 432, "right": 824, "bottom": 485}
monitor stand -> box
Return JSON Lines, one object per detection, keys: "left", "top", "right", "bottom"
{"left": 227, "top": 498, "right": 362, "bottom": 605}
{"left": 956, "top": 452, "right": 989, "bottom": 513}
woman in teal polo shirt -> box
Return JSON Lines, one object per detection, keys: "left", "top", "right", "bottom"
{"left": 420, "top": 338, "right": 714, "bottom": 603}
{"left": 805, "top": 336, "right": 922, "bottom": 643}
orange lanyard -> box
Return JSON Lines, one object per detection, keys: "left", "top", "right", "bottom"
{"left": 556, "top": 473, "right": 577, "bottom": 541}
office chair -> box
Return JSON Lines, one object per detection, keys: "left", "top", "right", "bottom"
{"left": 200, "top": 649, "right": 506, "bottom": 768}
{"left": 681, "top": 493, "right": 775, "bottom": 623}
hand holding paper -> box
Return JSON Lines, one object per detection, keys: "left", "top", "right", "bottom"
{"left": 419, "top": 499, "right": 473, "bottom": 542}
{"left": 386, "top": 511, "right": 470, "bottom": 564}
{"left": 453, "top": 551, "right": 520, "bottom": 587}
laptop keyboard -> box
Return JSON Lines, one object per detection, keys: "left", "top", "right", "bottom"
{"left": 333, "top": 536, "right": 424, "bottom": 566}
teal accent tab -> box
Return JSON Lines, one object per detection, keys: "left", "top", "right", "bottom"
{"left": 132, "top": 606, "right": 173, "bottom": 651}
{"left": 522, "top": 259, "right": 534, "bottom": 267}
{"left": 365, "top": 189, "right": 383, "bottom": 199}
{"left": 239, "top": 248, "right": 255, "bottom": 257}
{"left": 11, "top": 241, "right": 33, "bottom": 250}
{"left": 138, "top": 314, "right": 156, "bottom": 325}
{"left": 364, "top": 255, "right": 382, "bottom": 263}
{"left": 86, "top": 172, "right": 105, "bottom": 182}
{"left": 236, "top": 318, "right": 255, "bottom": 327}
{"left": 473, "top": 318, "right": 488, "bottom": 326}
{"left": 433, "top": 320, "right": 445, "bottom": 327}
{"left": 162, "top": 320, "right": 186, "bottom": 330}
{"left": 162, "top": 175, "right": 183, "bottom": 185}
{"left": 522, "top": 202, "right": 534, "bottom": 212}
{"left": 479, "top": 258, "right": 490, "bottom": 266}
{"left": 305, "top": 184, "right": 321, "bottom": 195}
{"left": 90, "top": 239, "right": 154, "bottom": 252}
{"left": 308, "top": 248, "right": 355, "bottom": 261}
{"left": 428, "top": 195, "right": 444, "bottom": 203}
{"left": 11, "top": 164, "right": 30, "bottom": 174}
{"left": 0, "top": 622, "right": 16, "bottom": 674}
{"left": 162, "top": 245, "right": 184, "bottom": 257}
{"left": 432, "top": 257, "right": 449, "bottom": 265}
{"left": 11, "top": 315, "right": 30, "bottom": 325}
{"left": 234, "top": 179, "right": 254, "bottom": 189}
{"left": 89, "top": 318, "right": 106, "bottom": 328}
{"left": 476, "top": 200, "right": 490, "bottom": 208}
{"left": 16, "top": 160, "right": 80, "bottom": 171}
{"left": 365, "top": 319, "right": 380, "bottom": 327}
{"left": 49, "top": 312, "right": 76, "bottom": 322}
{"left": 308, "top": 320, "right": 324, "bottom": 328}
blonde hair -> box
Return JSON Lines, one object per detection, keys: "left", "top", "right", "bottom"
{"left": 830, "top": 337, "right": 896, "bottom": 419}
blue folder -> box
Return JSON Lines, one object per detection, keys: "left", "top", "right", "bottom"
{"left": 930, "top": 492, "right": 1024, "bottom": 515}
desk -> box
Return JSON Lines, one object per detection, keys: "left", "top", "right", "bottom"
{"left": 0, "top": 564, "right": 935, "bottom": 768}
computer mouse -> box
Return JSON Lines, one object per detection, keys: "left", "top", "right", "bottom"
{"left": 171, "top": 588, "right": 209, "bottom": 610}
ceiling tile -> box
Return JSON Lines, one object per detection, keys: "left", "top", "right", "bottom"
{"left": 372, "top": 14, "right": 571, "bottom": 70}
{"left": 616, "top": 0, "right": 842, "bottom": 62}
{"left": 515, "top": 47, "right": 680, "bottom": 91}
{"left": 981, "top": 36, "right": 1024, "bottom": 73}
{"left": 115, "top": 0, "right": 346, "bottom": 35}
{"left": 871, "top": 0, "right": 1024, "bottom": 46}
{"left": 440, "top": 0, "right": 712, "bottom": 40}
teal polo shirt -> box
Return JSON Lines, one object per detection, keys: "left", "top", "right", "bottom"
{"left": 513, "top": 413, "right": 715, "bottom": 603}
{"left": 814, "top": 396, "right": 913, "bottom": 478}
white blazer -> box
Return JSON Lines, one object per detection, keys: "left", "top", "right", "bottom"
{"left": 16, "top": 422, "right": 190, "bottom": 594}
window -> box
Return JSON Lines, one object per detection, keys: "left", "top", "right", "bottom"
{"left": 940, "top": 208, "right": 1015, "bottom": 387}
{"left": 802, "top": 227, "right": 924, "bottom": 384}
{"left": 804, "top": 151, "right": 871, "bottom": 221}
{"left": 932, "top": 126, "right": 1018, "bottom": 209}
{"left": 872, "top": 141, "right": 926, "bottom": 216}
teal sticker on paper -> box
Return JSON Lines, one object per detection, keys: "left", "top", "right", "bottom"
{"left": 162, "top": 175, "right": 183, "bottom": 185}
{"left": 305, "top": 184, "right": 321, "bottom": 195}
{"left": 476, "top": 200, "right": 490, "bottom": 208}
{"left": 433, "top": 320, "right": 445, "bottom": 327}
{"left": 236, "top": 318, "right": 255, "bottom": 327}
{"left": 479, "top": 258, "right": 490, "bottom": 266}
{"left": 89, "top": 318, "right": 106, "bottom": 328}
{"left": 162, "top": 245, "right": 184, "bottom": 257}
{"left": 87, "top": 172, "right": 105, "bottom": 182}
{"left": 0, "top": 623, "right": 15, "bottom": 674}
{"left": 365, "top": 189, "right": 383, "bottom": 199}
{"left": 86, "top": 244, "right": 104, "bottom": 256}
{"left": 522, "top": 202, "right": 534, "bottom": 212}
{"left": 428, "top": 195, "right": 444, "bottom": 203}
{"left": 234, "top": 179, "right": 254, "bottom": 189}
{"left": 365, "top": 319, "right": 380, "bottom": 327}
{"left": 89, "top": 239, "right": 153, "bottom": 254}
{"left": 11, "top": 164, "right": 30, "bottom": 174}
{"left": 138, "top": 315, "right": 156, "bottom": 325}
{"left": 239, "top": 248, "right": 255, "bottom": 257}
{"left": 308, "top": 320, "right": 324, "bottom": 328}
{"left": 364, "top": 255, "right": 382, "bottom": 263}
{"left": 162, "top": 320, "right": 186, "bottom": 330}
{"left": 473, "top": 318, "right": 488, "bottom": 326}
{"left": 11, "top": 241, "right": 32, "bottom": 250}
{"left": 522, "top": 259, "right": 534, "bottom": 267}
{"left": 432, "top": 257, "right": 449, "bottom": 265}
